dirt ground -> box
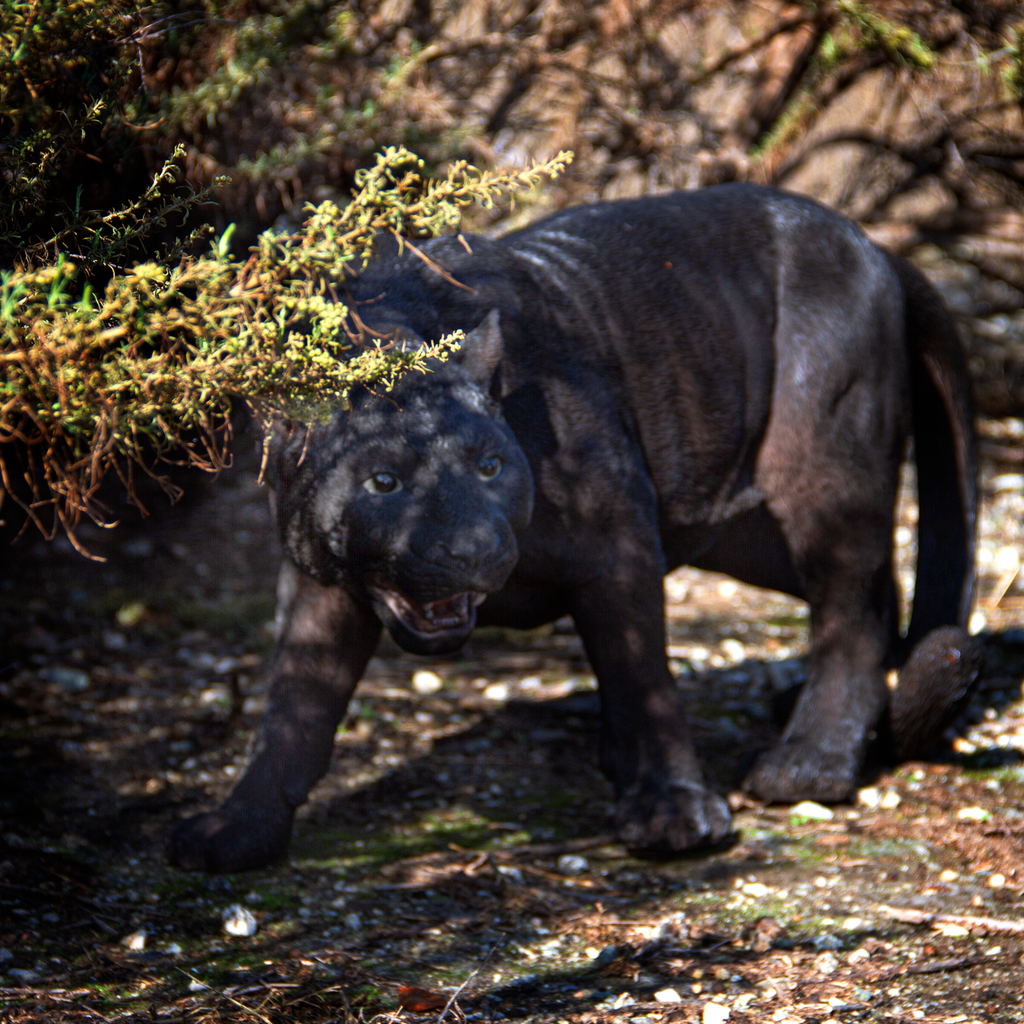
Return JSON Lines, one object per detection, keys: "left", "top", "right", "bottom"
{"left": 2, "top": 420, "right": 1024, "bottom": 1024}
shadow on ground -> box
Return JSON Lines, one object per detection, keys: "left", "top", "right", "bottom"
{"left": 1, "top": 439, "right": 1024, "bottom": 1023}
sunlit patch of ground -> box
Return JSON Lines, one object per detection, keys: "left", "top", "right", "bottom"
{"left": 1, "top": 429, "right": 1023, "bottom": 1022}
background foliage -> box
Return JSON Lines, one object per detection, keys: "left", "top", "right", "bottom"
{"left": 2, "top": 0, "right": 1024, "bottom": 546}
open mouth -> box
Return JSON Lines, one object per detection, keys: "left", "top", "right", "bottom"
{"left": 374, "top": 588, "right": 486, "bottom": 636}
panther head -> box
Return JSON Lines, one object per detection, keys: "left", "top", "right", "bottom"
{"left": 271, "top": 311, "right": 534, "bottom": 654}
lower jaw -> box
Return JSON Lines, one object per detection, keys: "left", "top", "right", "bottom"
{"left": 372, "top": 589, "right": 482, "bottom": 649}
{"left": 387, "top": 615, "right": 475, "bottom": 655}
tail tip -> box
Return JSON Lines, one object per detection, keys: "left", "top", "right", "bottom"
{"left": 890, "top": 625, "right": 984, "bottom": 762}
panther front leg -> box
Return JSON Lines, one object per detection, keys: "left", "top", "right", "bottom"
{"left": 570, "top": 558, "right": 732, "bottom": 855}
{"left": 168, "top": 561, "right": 381, "bottom": 872}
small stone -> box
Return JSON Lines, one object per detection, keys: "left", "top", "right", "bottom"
{"left": 8, "top": 968, "right": 40, "bottom": 984}
{"left": 879, "top": 790, "right": 901, "bottom": 809}
{"left": 484, "top": 682, "right": 509, "bottom": 701}
{"left": 813, "top": 951, "right": 839, "bottom": 975}
{"left": 812, "top": 933, "right": 843, "bottom": 951}
{"left": 934, "top": 922, "right": 970, "bottom": 937}
{"left": 116, "top": 601, "right": 146, "bottom": 627}
{"left": 790, "top": 800, "right": 833, "bottom": 821}
{"left": 222, "top": 904, "right": 257, "bottom": 937}
{"left": 331, "top": 895, "right": 348, "bottom": 909}
{"left": 557, "top": 854, "right": 589, "bottom": 875}
{"left": 411, "top": 670, "right": 443, "bottom": 694}
{"left": 102, "top": 630, "right": 127, "bottom": 650}
{"left": 857, "top": 786, "right": 881, "bottom": 809}
{"left": 741, "top": 882, "right": 769, "bottom": 898}
{"left": 956, "top": 806, "right": 989, "bottom": 821}
{"left": 720, "top": 638, "right": 745, "bottom": 662}
{"left": 939, "top": 869, "right": 959, "bottom": 882}
{"left": 611, "top": 992, "right": 635, "bottom": 1009}
{"left": 42, "top": 666, "right": 90, "bottom": 692}
{"left": 702, "top": 1000, "right": 731, "bottom": 1024}
{"left": 593, "top": 944, "right": 619, "bottom": 967}
{"left": 654, "top": 988, "right": 682, "bottom": 1003}
{"left": 0, "top": 949, "right": 12, "bottom": 963}
{"left": 188, "top": 977, "right": 208, "bottom": 992}
{"left": 344, "top": 912, "right": 362, "bottom": 930}
{"left": 121, "top": 929, "right": 146, "bottom": 951}
{"left": 164, "top": 942, "right": 182, "bottom": 954}
{"left": 244, "top": 890, "right": 263, "bottom": 904}
{"left": 847, "top": 948, "right": 870, "bottom": 964}
{"left": 988, "top": 873, "right": 1006, "bottom": 889}
{"left": 497, "top": 865, "right": 523, "bottom": 883}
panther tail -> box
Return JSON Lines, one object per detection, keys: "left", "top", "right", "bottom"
{"left": 886, "top": 254, "right": 982, "bottom": 761}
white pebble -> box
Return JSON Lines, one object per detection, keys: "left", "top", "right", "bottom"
{"left": 655, "top": 987, "right": 682, "bottom": 1003}
{"left": 345, "top": 912, "right": 362, "bottom": 930}
{"left": 813, "top": 951, "right": 839, "bottom": 975}
{"left": 412, "top": 670, "right": 443, "bottom": 694}
{"left": 702, "top": 1000, "right": 731, "bottom": 1023}
{"left": 121, "top": 930, "right": 146, "bottom": 951}
{"left": 557, "top": 854, "right": 589, "bottom": 875}
{"left": 957, "top": 806, "right": 989, "bottom": 821}
{"left": 741, "top": 882, "right": 769, "bottom": 898}
{"left": 880, "top": 790, "right": 902, "bottom": 810}
{"left": 483, "top": 682, "right": 509, "bottom": 701}
{"left": 222, "top": 904, "right": 258, "bottom": 937}
{"left": 720, "top": 638, "right": 745, "bottom": 662}
{"left": 857, "top": 786, "right": 881, "bottom": 809}
{"left": 790, "top": 800, "right": 834, "bottom": 821}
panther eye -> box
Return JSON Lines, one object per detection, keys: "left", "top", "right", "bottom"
{"left": 363, "top": 472, "right": 402, "bottom": 494}
{"left": 477, "top": 455, "right": 502, "bottom": 480}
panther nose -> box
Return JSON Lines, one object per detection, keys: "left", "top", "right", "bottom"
{"left": 431, "top": 522, "right": 517, "bottom": 589}
{"left": 436, "top": 527, "right": 504, "bottom": 567}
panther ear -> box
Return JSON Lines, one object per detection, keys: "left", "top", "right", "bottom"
{"left": 455, "top": 309, "right": 504, "bottom": 395}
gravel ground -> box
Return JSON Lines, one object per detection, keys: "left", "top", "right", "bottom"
{"left": 1, "top": 425, "right": 1023, "bottom": 1024}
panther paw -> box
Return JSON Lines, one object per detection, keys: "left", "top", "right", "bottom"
{"left": 167, "top": 805, "right": 293, "bottom": 873}
{"left": 615, "top": 781, "right": 732, "bottom": 856}
{"left": 743, "top": 743, "right": 858, "bottom": 804}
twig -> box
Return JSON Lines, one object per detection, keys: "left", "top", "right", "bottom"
{"left": 438, "top": 943, "right": 499, "bottom": 1023}
{"left": 178, "top": 969, "right": 275, "bottom": 1024}
{"left": 684, "top": 10, "right": 818, "bottom": 85}
{"left": 879, "top": 905, "right": 1024, "bottom": 934}
{"left": 390, "top": 230, "right": 478, "bottom": 294}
